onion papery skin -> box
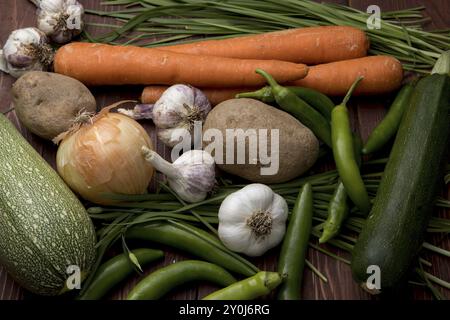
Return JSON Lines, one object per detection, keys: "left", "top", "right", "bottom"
{"left": 56, "top": 112, "right": 154, "bottom": 205}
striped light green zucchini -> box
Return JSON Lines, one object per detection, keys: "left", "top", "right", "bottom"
{"left": 0, "top": 114, "right": 96, "bottom": 296}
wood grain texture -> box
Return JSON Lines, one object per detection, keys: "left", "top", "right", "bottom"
{"left": 0, "top": 0, "right": 449, "bottom": 300}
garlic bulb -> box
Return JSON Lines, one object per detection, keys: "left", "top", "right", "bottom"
{"left": 56, "top": 103, "right": 154, "bottom": 205}
{"left": 35, "top": 0, "right": 84, "bottom": 44}
{"left": 142, "top": 147, "right": 215, "bottom": 203}
{"left": 218, "top": 184, "right": 288, "bottom": 257}
{"left": 0, "top": 27, "right": 53, "bottom": 78}
{"left": 119, "top": 84, "right": 211, "bottom": 147}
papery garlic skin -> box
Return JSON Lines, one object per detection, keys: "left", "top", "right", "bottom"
{"left": 153, "top": 84, "right": 211, "bottom": 147}
{"left": 0, "top": 28, "right": 53, "bottom": 78}
{"left": 56, "top": 111, "right": 154, "bottom": 205}
{"left": 142, "top": 148, "right": 216, "bottom": 203}
{"left": 218, "top": 184, "right": 288, "bottom": 257}
{"left": 36, "top": 0, "right": 84, "bottom": 44}
{"left": 171, "top": 150, "right": 216, "bottom": 202}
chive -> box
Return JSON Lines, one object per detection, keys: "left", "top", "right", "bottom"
{"left": 96, "top": 213, "right": 131, "bottom": 242}
{"left": 423, "top": 272, "right": 450, "bottom": 290}
{"left": 423, "top": 242, "right": 450, "bottom": 258}
{"left": 305, "top": 259, "right": 328, "bottom": 283}
{"left": 309, "top": 243, "right": 350, "bottom": 265}
{"left": 159, "top": 183, "right": 219, "bottom": 236}
{"left": 416, "top": 263, "right": 445, "bottom": 300}
{"left": 419, "top": 258, "right": 432, "bottom": 267}
{"left": 100, "top": 192, "right": 176, "bottom": 202}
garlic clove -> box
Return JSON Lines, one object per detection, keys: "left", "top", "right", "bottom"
{"left": 40, "top": 0, "right": 66, "bottom": 12}
{"left": 153, "top": 104, "right": 185, "bottom": 129}
{"left": 218, "top": 191, "right": 252, "bottom": 224}
{"left": 169, "top": 179, "right": 207, "bottom": 203}
{"left": 0, "top": 50, "right": 7, "bottom": 73}
{"left": 265, "top": 223, "right": 287, "bottom": 248}
{"left": 238, "top": 184, "right": 276, "bottom": 213}
{"left": 266, "top": 193, "right": 289, "bottom": 222}
{"left": 6, "top": 52, "right": 34, "bottom": 69}
{"left": 157, "top": 127, "right": 191, "bottom": 148}
{"left": 218, "top": 223, "right": 253, "bottom": 252}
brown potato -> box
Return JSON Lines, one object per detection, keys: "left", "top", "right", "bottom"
{"left": 12, "top": 71, "right": 97, "bottom": 140}
{"left": 203, "top": 98, "right": 319, "bottom": 183}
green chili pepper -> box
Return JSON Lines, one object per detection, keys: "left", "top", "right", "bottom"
{"left": 331, "top": 76, "right": 371, "bottom": 215}
{"left": 353, "top": 133, "right": 363, "bottom": 167}
{"left": 127, "top": 260, "right": 237, "bottom": 300}
{"left": 237, "top": 86, "right": 334, "bottom": 121}
{"left": 255, "top": 69, "right": 332, "bottom": 147}
{"left": 78, "top": 248, "right": 164, "bottom": 300}
{"left": 319, "top": 182, "right": 349, "bottom": 244}
{"left": 277, "top": 183, "right": 313, "bottom": 300}
{"left": 362, "top": 83, "right": 415, "bottom": 154}
{"left": 126, "top": 222, "right": 259, "bottom": 277}
{"left": 237, "top": 86, "right": 275, "bottom": 104}
{"left": 320, "top": 133, "right": 362, "bottom": 243}
{"left": 202, "top": 271, "right": 281, "bottom": 300}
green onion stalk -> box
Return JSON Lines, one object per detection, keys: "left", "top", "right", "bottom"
{"left": 87, "top": 159, "right": 450, "bottom": 298}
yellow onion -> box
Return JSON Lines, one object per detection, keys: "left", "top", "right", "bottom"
{"left": 55, "top": 102, "right": 154, "bottom": 205}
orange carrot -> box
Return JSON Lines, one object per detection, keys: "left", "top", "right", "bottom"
{"left": 141, "top": 56, "right": 403, "bottom": 104}
{"left": 159, "top": 26, "right": 369, "bottom": 65}
{"left": 141, "top": 86, "right": 245, "bottom": 105}
{"left": 290, "top": 55, "right": 403, "bottom": 96}
{"left": 53, "top": 43, "right": 308, "bottom": 87}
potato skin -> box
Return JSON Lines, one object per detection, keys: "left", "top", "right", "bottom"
{"left": 203, "top": 98, "right": 319, "bottom": 183}
{"left": 12, "top": 71, "right": 97, "bottom": 140}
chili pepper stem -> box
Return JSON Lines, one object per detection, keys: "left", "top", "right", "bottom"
{"left": 255, "top": 68, "right": 281, "bottom": 89}
{"left": 341, "top": 76, "right": 364, "bottom": 106}
{"left": 236, "top": 86, "right": 271, "bottom": 99}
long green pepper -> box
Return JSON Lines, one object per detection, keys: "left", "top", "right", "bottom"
{"left": 79, "top": 248, "right": 164, "bottom": 300}
{"left": 320, "top": 135, "right": 362, "bottom": 243}
{"left": 126, "top": 222, "right": 259, "bottom": 276}
{"left": 319, "top": 182, "right": 349, "bottom": 244}
{"left": 277, "top": 183, "right": 313, "bottom": 300}
{"left": 331, "top": 76, "right": 371, "bottom": 215}
{"left": 127, "top": 260, "right": 237, "bottom": 300}
{"left": 236, "top": 86, "right": 335, "bottom": 121}
{"left": 363, "top": 83, "right": 415, "bottom": 154}
{"left": 203, "top": 271, "right": 281, "bottom": 300}
{"left": 255, "top": 69, "right": 332, "bottom": 147}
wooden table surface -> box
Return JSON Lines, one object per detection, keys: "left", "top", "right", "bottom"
{"left": 0, "top": 0, "right": 449, "bottom": 300}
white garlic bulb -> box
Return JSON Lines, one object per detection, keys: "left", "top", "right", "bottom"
{"left": 35, "top": 0, "right": 84, "bottom": 44}
{"left": 0, "top": 27, "right": 53, "bottom": 78}
{"left": 218, "top": 184, "right": 288, "bottom": 257}
{"left": 119, "top": 84, "right": 211, "bottom": 147}
{"left": 142, "top": 147, "right": 216, "bottom": 203}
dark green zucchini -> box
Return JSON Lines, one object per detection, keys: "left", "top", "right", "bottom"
{"left": 351, "top": 73, "right": 450, "bottom": 293}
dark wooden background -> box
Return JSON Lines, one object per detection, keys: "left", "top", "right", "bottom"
{"left": 0, "top": 0, "right": 449, "bottom": 300}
